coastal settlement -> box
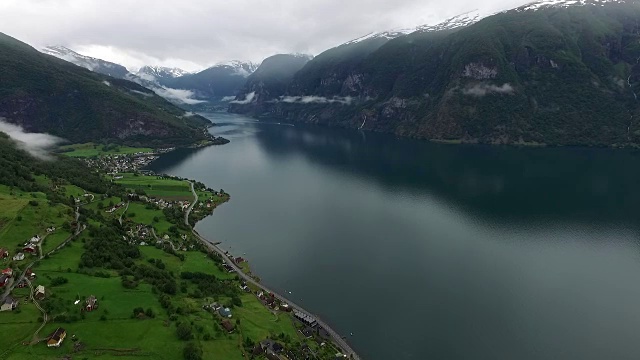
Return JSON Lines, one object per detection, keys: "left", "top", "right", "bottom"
{"left": 0, "top": 144, "right": 358, "bottom": 360}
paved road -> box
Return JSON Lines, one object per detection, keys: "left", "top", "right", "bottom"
{"left": 185, "top": 181, "right": 198, "bottom": 226}
{"left": 118, "top": 201, "right": 130, "bottom": 226}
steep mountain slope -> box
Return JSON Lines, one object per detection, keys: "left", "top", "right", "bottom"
{"left": 228, "top": 54, "right": 312, "bottom": 113}
{"left": 229, "top": 12, "right": 486, "bottom": 115}
{"left": 165, "top": 61, "right": 258, "bottom": 100}
{"left": 1, "top": 33, "right": 211, "bottom": 146}
{"left": 42, "top": 45, "right": 130, "bottom": 78}
{"left": 230, "top": 0, "right": 640, "bottom": 147}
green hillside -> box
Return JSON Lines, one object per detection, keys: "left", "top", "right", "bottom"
{"left": 230, "top": 1, "right": 640, "bottom": 146}
{"left": 0, "top": 33, "right": 211, "bottom": 147}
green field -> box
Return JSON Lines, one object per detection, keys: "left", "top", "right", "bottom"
{"left": 0, "top": 190, "right": 73, "bottom": 253}
{"left": 59, "top": 143, "right": 153, "bottom": 158}
{"left": 115, "top": 173, "right": 191, "bottom": 200}
{"left": 125, "top": 203, "right": 173, "bottom": 235}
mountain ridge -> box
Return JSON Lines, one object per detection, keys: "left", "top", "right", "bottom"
{"left": 229, "top": 0, "right": 640, "bottom": 147}
{"left": 3, "top": 33, "right": 212, "bottom": 147}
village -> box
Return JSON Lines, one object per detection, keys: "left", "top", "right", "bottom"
{"left": 0, "top": 147, "right": 353, "bottom": 360}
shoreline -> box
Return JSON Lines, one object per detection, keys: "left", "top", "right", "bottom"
{"left": 184, "top": 181, "right": 361, "bottom": 359}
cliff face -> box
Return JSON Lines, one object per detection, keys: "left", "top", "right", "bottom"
{"left": 231, "top": 2, "right": 640, "bottom": 146}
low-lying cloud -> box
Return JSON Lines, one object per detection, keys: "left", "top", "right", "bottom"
{"left": 0, "top": 118, "right": 64, "bottom": 160}
{"left": 230, "top": 92, "right": 256, "bottom": 104}
{"left": 463, "top": 83, "right": 514, "bottom": 97}
{"left": 221, "top": 96, "right": 236, "bottom": 102}
{"left": 277, "top": 95, "right": 354, "bottom": 104}
{"left": 153, "top": 86, "right": 206, "bottom": 104}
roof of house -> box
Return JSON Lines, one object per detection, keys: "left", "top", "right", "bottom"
{"left": 221, "top": 319, "right": 235, "bottom": 332}
{"left": 36, "top": 285, "right": 45, "bottom": 293}
{"left": 0, "top": 274, "right": 7, "bottom": 282}
{"left": 218, "top": 307, "right": 232, "bottom": 317}
{"left": 0, "top": 248, "right": 7, "bottom": 253}
{"left": 50, "top": 327, "right": 66, "bottom": 341}
{"left": 3, "top": 296, "right": 15, "bottom": 305}
{"left": 86, "top": 295, "right": 97, "bottom": 305}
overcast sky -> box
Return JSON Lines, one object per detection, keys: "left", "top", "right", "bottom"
{"left": 0, "top": 0, "right": 530, "bottom": 72}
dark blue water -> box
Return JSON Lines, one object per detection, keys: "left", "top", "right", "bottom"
{"left": 149, "top": 112, "right": 640, "bottom": 360}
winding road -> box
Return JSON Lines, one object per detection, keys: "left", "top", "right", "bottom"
{"left": 185, "top": 182, "right": 360, "bottom": 359}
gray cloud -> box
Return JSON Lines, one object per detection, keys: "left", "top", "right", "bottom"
{"left": 152, "top": 86, "right": 206, "bottom": 104}
{"left": 0, "top": 118, "right": 64, "bottom": 160}
{"left": 278, "top": 95, "right": 354, "bottom": 104}
{"left": 0, "top": 0, "right": 530, "bottom": 71}
{"left": 230, "top": 92, "right": 256, "bottom": 104}
{"left": 463, "top": 83, "right": 515, "bottom": 97}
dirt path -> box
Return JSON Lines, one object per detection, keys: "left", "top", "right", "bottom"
{"left": 27, "top": 278, "right": 48, "bottom": 344}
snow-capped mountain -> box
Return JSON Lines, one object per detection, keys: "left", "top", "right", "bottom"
{"left": 136, "top": 65, "right": 190, "bottom": 83}
{"left": 514, "top": 0, "right": 626, "bottom": 12}
{"left": 210, "top": 60, "right": 260, "bottom": 77}
{"left": 344, "top": 0, "right": 626, "bottom": 46}
{"left": 41, "top": 45, "right": 130, "bottom": 79}
{"left": 344, "top": 10, "right": 487, "bottom": 45}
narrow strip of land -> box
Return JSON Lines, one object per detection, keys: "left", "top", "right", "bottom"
{"left": 186, "top": 182, "right": 360, "bottom": 359}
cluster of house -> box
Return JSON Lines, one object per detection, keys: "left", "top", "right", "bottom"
{"left": 84, "top": 295, "right": 98, "bottom": 312}
{"left": 133, "top": 193, "right": 192, "bottom": 212}
{"left": 0, "top": 267, "right": 13, "bottom": 288}
{"left": 256, "top": 290, "right": 291, "bottom": 312}
{"left": 84, "top": 153, "right": 158, "bottom": 174}
{"left": 125, "top": 224, "right": 152, "bottom": 245}
{"left": 106, "top": 202, "right": 126, "bottom": 213}
{"left": 16, "top": 269, "right": 37, "bottom": 288}
{"left": 20, "top": 234, "right": 42, "bottom": 255}
{"left": 203, "top": 302, "right": 237, "bottom": 333}
{"left": 291, "top": 309, "right": 338, "bottom": 353}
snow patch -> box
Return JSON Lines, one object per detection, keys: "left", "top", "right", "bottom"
{"left": 344, "top": 10, "right": 488, "bottom": 45}
{"left": 515, "top": 0, "right": 625, "bottom": 11}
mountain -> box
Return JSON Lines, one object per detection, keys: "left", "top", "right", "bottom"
{"left": 41, "top": 45, "right": 130, "bottom": 79}
{"left": 164, "top": 60, "right": 259, "bottom": 100}
{"left": 229, "top": 13, "right": 485, "bottom": 114}
{"left": 228, "top": 54, "right": 313, "bottom": 111}
{"left": 230, "top": 0, "right": 640, "bottom": 147}
{"left": 136, "top": 65, "right": 190, "bottom": 86}
{"left": 1, "top": 33, "right": 212, "bottom": 147}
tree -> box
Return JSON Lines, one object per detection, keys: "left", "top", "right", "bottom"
{"left": 176, "top": 323, "right": 193, "bottom": 341}
{"left": 145, "top": 308, "right": 155, "bottom": 318}
{"left": 183, "top": 342, "right": 202, "bottom": 360}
